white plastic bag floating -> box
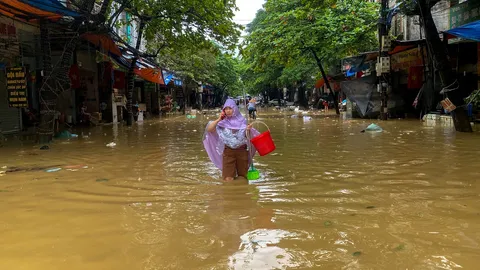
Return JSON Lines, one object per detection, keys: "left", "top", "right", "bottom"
{"left": 106, "top": 142, "right": 116, "bottom": 147}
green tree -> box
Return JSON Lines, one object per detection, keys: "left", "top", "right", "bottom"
{"left": 242, "top": 0, "right": 378, "bottom": 112}
{"left": 211, "top": 52, "right": 244, "bottom": 98}
{"left": 109, "top": 0, "right": 241, "bottom": 124}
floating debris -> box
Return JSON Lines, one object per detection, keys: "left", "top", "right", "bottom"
{"left": 394, "top": 244, "right": 405, "bottom": 251}
{"left": 353, "top": 251, "right": 362, "bottom": 257}
{"left": 106, "top": 142, "right": 116, "bottom": 147}
{"left": 63, "top": 165, "right": 86, "bottom": 169}
{"left": 40, "top": 145, "right": 49, "bottom": 150}
{"left": 361, "top": 123, "right": 383, "bottom": 133}
{"left": 324, "top": 220, "right": 333, "bottom": 227}
{"left": 45, "top": 168, "right": 62, "bottom": 173}
{"left": 96, "top": 178, "right": 109, "bottom": 182}
{"left": 366, "top": 206, "right": 376, "bottom": 209}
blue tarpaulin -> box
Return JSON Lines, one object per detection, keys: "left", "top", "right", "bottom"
{"left": 445, "top": 20, "right": 480, "bottom": 42}
{"left": 21, "top": 0, "right": 80, "bottom": 17}
{"left": 163, "top": 71, "right": 174, "bottom": 85}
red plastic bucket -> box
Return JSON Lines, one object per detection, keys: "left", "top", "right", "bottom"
{"left": 250, "top": 122, "right": 276, "bottom": 156}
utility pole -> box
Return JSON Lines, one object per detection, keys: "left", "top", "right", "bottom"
{"left": 377, "top": 0, "right": 391, "bottom": 120}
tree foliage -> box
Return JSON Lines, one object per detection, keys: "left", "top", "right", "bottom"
{"left": 156, "top": 41, "right": 218, "bottom": 83}
{"left": 110, "top": 0, "right": 241, "bottom": 54}
{"left": 241, "top": 0, "right": 379, "bottom": 96}
{"left": 104, "top": 0, "right": 242, "bottom": 119}
{"left": 212, "top": 52, "right": 244, "bottom": 96}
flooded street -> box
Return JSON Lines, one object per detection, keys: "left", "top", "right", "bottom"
{"left": 1, "top": 113, "right": 480, "bottom": 269}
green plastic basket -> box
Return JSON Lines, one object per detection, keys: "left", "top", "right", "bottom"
{"left": 247, "top": 164, "right": 260, "bottom": 181}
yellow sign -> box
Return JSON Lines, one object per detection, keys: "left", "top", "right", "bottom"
{"left": 6, "top": 67, "right": 28, "bottom": 108}
{"left": 390, "top": 47, "right": 426, "bottom": 71}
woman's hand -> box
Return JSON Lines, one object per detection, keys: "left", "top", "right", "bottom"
{"left": 218, "top": 111, "right": 226, "bottom": 121}
{"left": 246, "top": 124, "right": 253, "bottom": 130}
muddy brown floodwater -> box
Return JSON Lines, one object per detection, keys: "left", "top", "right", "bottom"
{"left": 1, "top": 112, "right": 480, "bottom": 269}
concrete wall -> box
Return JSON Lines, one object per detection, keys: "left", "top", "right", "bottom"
{"left": 391, "top": 0, "right": 450, "bottom": 41}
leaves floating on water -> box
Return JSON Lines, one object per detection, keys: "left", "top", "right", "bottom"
{"left": 366, "top": 206, "right": 375, "bottom": 209}
{"left": 96, "top": 179, "right": 109, "bottom": 182}
{"left": 353, "top": 251, "right": 362, "bottom": 257}
{"left": 394, "top": 244, "right": 405, "bottom": 251}
{"left": 324, "top": 220, "right": 333, "bottom": 227}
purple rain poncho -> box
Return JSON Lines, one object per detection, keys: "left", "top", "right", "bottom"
{"left": 203, "top": 99, "right": 259, "bottom": 170}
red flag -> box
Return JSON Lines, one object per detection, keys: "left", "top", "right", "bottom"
{"left": 408, "top": 66, "right": 423, "bottom": 89}
{"left": 68, "top": 64, "right": 80, "bottom": 89}
{"left": 113, "top": 70, "right": 125, "bottom": 89}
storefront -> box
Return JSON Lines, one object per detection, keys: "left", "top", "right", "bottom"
{"left": 447, "top": 0, "right": 480, "bottom": 88}
{"left": 0, "top": 21, "right": 23, "bottom": 133}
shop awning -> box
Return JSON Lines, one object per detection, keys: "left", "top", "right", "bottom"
{"left": 0, "top": 0, "right": 61, "bottom": 21}
{"left": 135, "top": 68, "right": 165, "bottom": 85}
{"left": 163, "top": 71, "right": 175, "bottom": 85}
{"left": 81, "top": 33, "right": 122, "bottom": 56}
{"left": 445, "top": 20, "right": 480, "bottom": 42}
{"left": 108, "top": 45, "right": 166, "bottom": 85}
{"left": 21, "top": 0, "right": 80, "bottom": 17}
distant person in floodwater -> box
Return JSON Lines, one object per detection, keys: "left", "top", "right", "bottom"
{"left": 248, "top": 97, "right": 256, "bottom": 119}
{"left": 203, "top": 99, "right": 258, "bottom": 181}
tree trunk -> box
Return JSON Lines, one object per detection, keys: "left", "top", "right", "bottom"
{"left": 277, "top": 88, "right": 282, "bottom": 107}
{"left": 126, "top": 20, "right": 145, "bottom": 126}
{"left": 310, "top": 49, "right": 340, "bottom": 114}
{"left": 298, "top": 84, "right": 308, "bottom": 109}
{"left": 418, "top": 0, "right": 472, "bottom": 132}
{"left": 125, "top": 59, "right": 136, "bottom": 126}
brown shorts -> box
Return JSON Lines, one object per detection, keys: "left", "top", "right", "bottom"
{"left": 222, "top": 145, "right": 249, "bottom": 179}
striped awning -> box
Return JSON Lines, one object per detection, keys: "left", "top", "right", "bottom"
{"left": 0, "top": 0, "right": 79, "bottom": 21}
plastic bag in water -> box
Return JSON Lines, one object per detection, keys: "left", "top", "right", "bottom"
{"left": 364, "top": 123, "right": 383, "bottom": 132}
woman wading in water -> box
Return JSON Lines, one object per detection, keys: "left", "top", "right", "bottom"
{"left": 203, "top": 99, "right": 258, "bottom": 181}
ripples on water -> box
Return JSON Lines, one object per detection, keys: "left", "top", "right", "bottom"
{"left": 1, "top": 113, "right": 480, "bottom": 269}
